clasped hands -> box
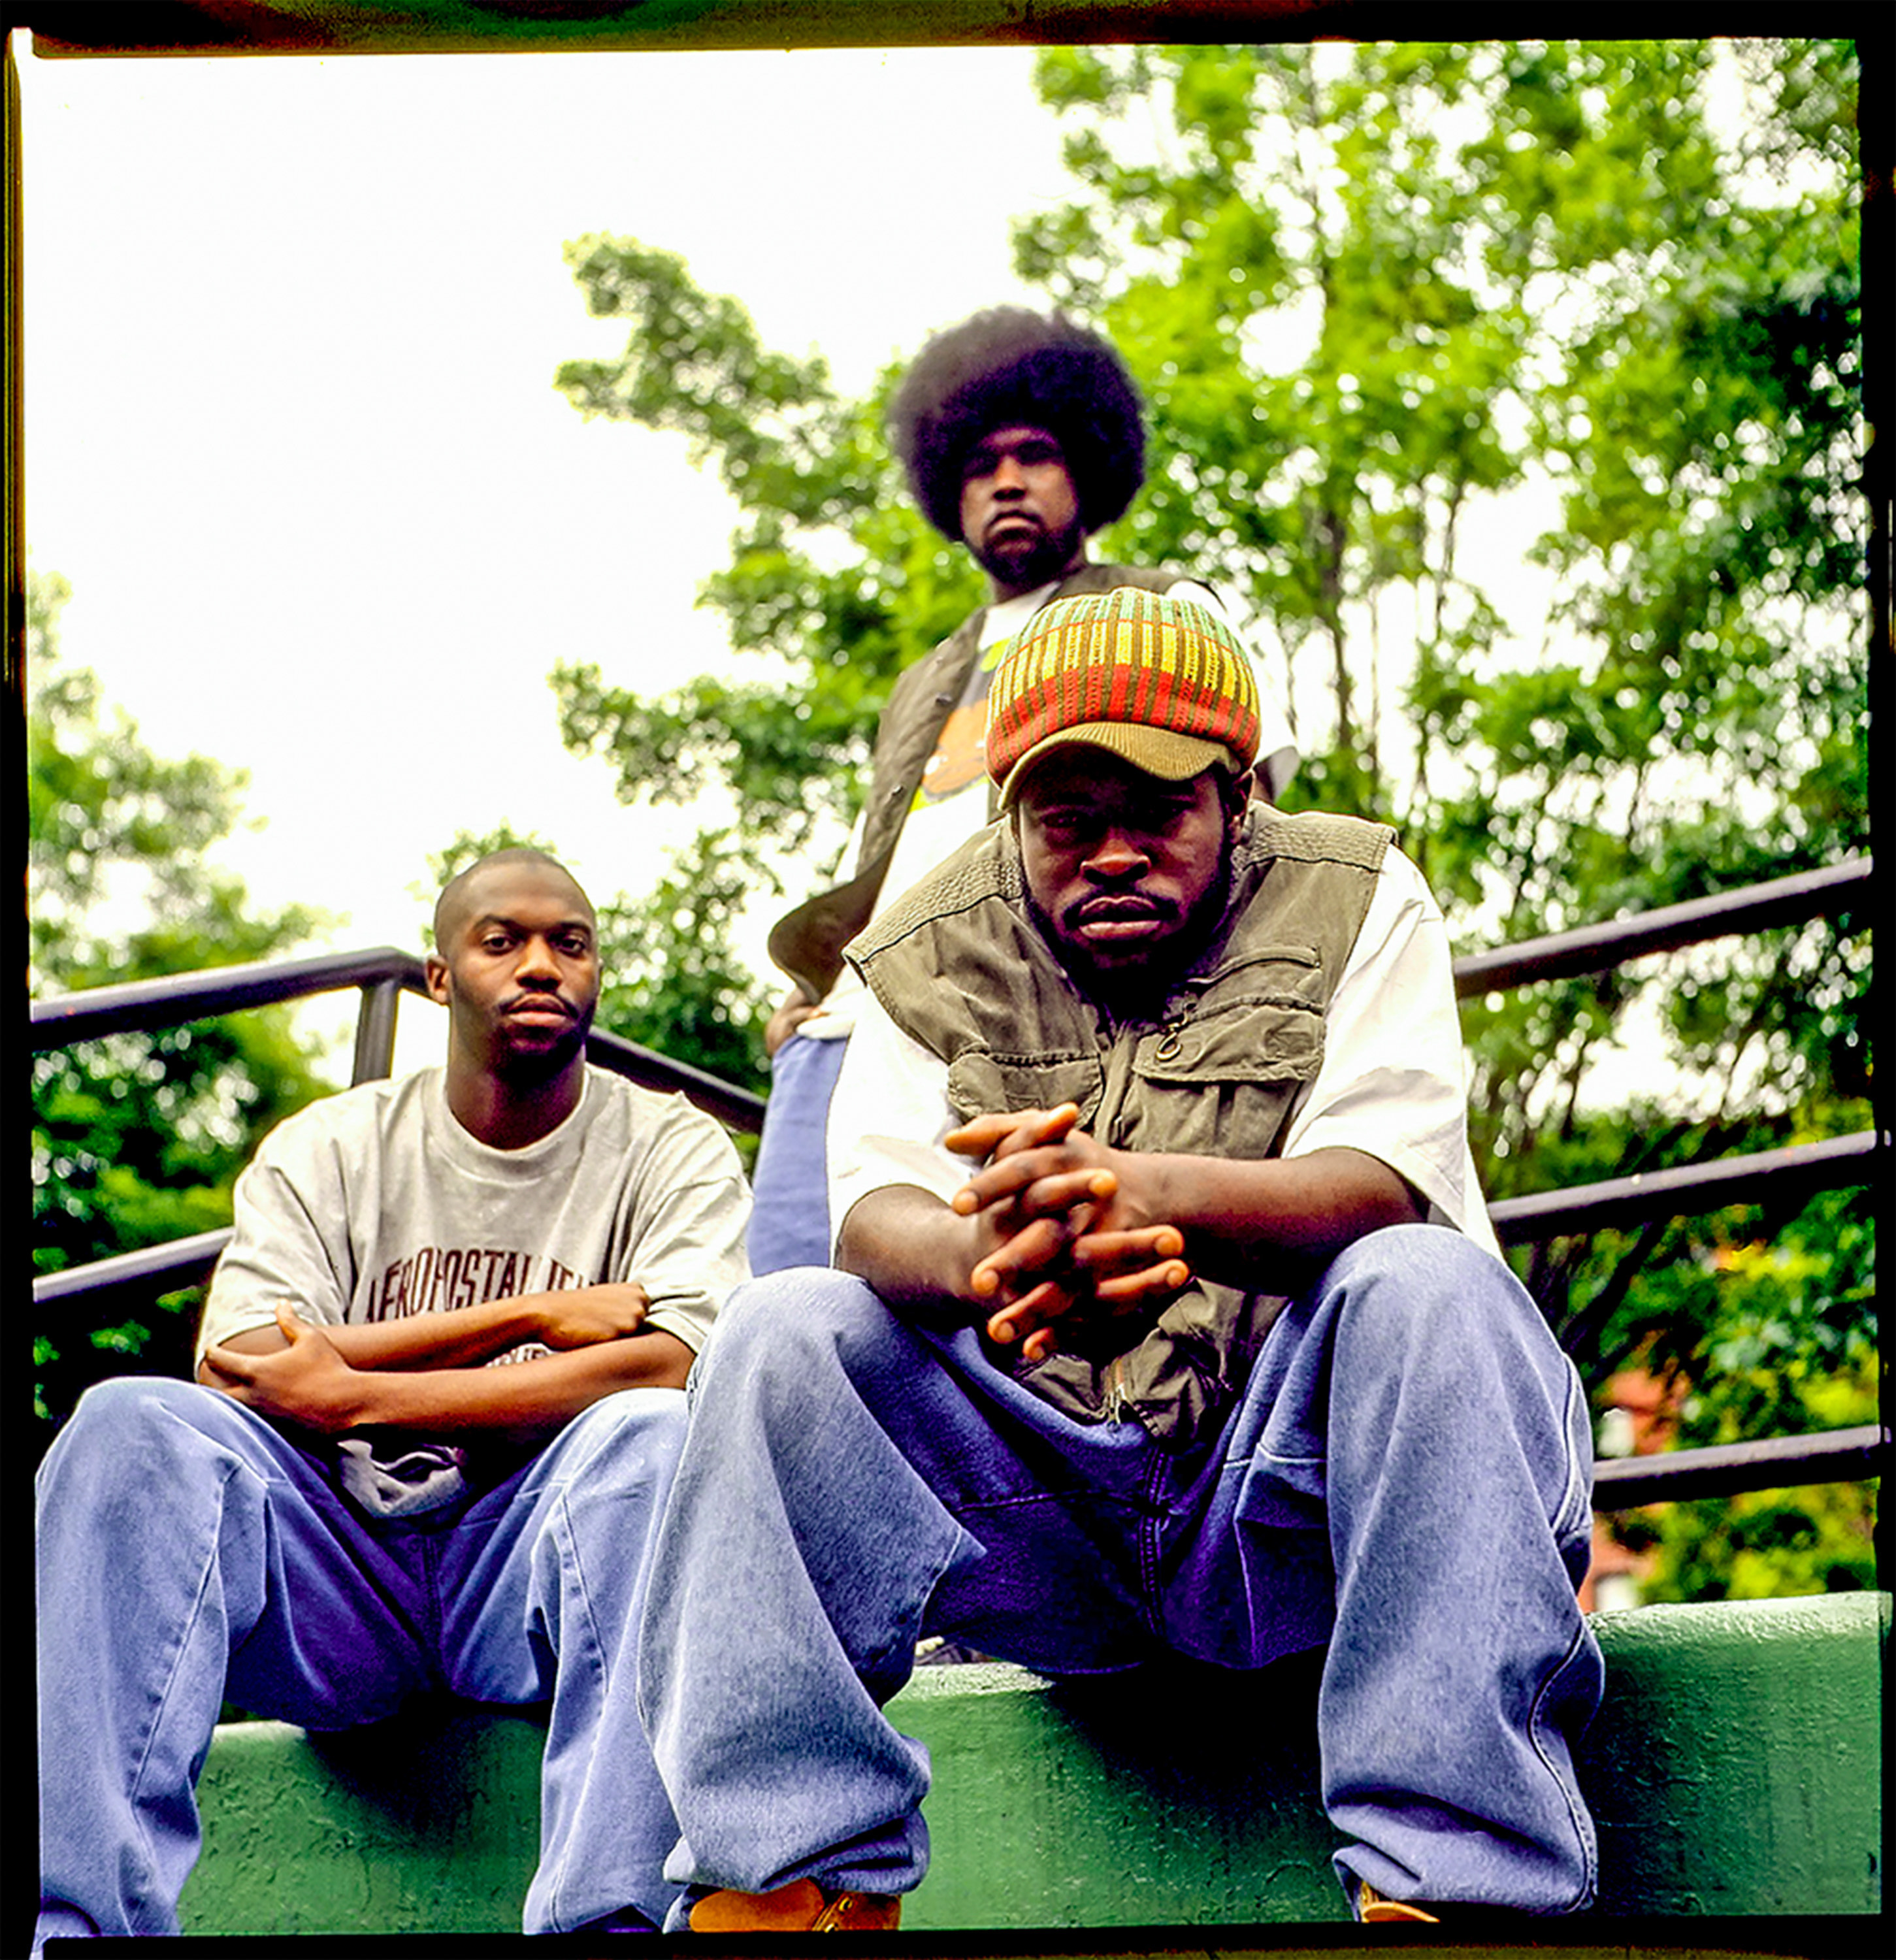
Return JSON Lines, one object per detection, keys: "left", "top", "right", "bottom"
{"left": 947, "top": 1103, "right": 1189, "bottom": 1365}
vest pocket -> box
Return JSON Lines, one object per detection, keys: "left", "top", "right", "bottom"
{"left": 945, "top": 1053, "right": 1105, "bottom": 1127}
{"left": 1134, "top": 998, "right": 1323, "bottom": 1083}
{"left": 1124, "top": 998, "right": 1322, "bottom": 1159}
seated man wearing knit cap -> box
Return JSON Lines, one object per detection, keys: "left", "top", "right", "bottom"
{"left": 639, "top": 588, "right": 1601, "bottom": 1931}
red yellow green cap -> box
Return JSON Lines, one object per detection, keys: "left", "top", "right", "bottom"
{"left": 986, "top": 586, "right": 1260, "bottom": 807}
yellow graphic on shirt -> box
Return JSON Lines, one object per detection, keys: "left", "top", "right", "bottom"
{"left": 914, "top": 634, "right": 1015, "bottom": 809}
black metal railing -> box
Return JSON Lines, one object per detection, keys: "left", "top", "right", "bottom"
{"left": 30, "top": 858, "right": 1886, "bottom": 1509}
{"left": 28, "top": 945, "right": 768, "bottom": 1132}
{"left": 1450, "top": 857, "right": 1874, "bottom": 998}
{"left": 31, "top": 947, "right": 766, "bottom": 1313}
{"left": 1463, "top": 856, "right": 1880, "bottom": 1247}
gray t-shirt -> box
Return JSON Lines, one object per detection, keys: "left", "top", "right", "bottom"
{"left": 197, "top": 1064, "right": 751, "bottom": 1515}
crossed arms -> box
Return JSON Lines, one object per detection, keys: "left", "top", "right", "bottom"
{"left": 836, "top": 1103, "right": 1422, "bottom": 1362}
{"left": 199, "top": 1287, "right": 693, "bottom": 1448}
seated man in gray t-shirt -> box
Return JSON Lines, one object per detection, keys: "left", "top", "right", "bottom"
{"left": 35, "top": 849, "right": 751, "bottom": 1950}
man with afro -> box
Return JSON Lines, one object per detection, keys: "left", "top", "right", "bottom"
{"left": 750, "top": 306, "right": 1296, "bottom": 1274}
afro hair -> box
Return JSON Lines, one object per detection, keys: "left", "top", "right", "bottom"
{"left": 887, "top": 307, "right": 1146, "bottom": 541}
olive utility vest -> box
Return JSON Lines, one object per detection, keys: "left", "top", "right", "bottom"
{"left": 768, "top": 564, "right": 1190, "bottom": 1005}
{"left": 848, "top": 804, "right": 1393, "bottom": 1447}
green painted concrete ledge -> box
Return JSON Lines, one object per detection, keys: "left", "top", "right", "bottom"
{"left": 176, "top": 1592, "right": 1885, "bottom": 1939}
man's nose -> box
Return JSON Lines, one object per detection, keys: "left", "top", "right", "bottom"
{"left": 514, "top": 937, "right": 562, "bottom": 985}
{"left": 990, "top": 451, "right": 1027, "bottom": 492}
{"left": 1085, "top": 829, "right": 1150, "bottom": 878}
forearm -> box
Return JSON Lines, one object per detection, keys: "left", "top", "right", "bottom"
{"left": 834, "top": 1184, "right": 984, "bottom": 1316}
{"left": 205, "top": 1285, "right": 634, "bottom": 1373}
{"left": 295, "top": 1331, "right": 694, "bottom": 1447}
{"left": 764, "top": 984, "right": 819, "bottom": 1058}
{"left": 1131, "top": 1146, "right": 1422, "bottom": 1287}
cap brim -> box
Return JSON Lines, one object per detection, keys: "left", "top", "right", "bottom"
{"left": 996, "top": 724, "right": 1239, "bottom": 809}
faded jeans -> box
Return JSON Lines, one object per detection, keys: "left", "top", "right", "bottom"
{"left": 639, "top": 1225, "right": 1601, "bottom": 1918}
{"left": 745, "top": 1030, "right": 849, "bottom": 1275}
{"left": 35, "top": 1379, "right": 688, "bottom": 1947}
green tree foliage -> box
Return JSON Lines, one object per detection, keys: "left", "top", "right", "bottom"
{"left": 30, "top": 570, "right": 335, "bottom": 1430}
{"left": 1643, "top": 1414, "right": 1880, "bottom": 1606}
{"left": 553, "top": 237, "right": 986, "bottom": 886}
{"left": 553, "top": 41, "right": 1871, "bottom": 1593}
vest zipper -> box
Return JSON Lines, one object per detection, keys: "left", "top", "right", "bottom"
{"left": 1103, "top": 1354, "right": 1132, "bottom": 1425}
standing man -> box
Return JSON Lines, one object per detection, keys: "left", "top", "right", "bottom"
{"left": 640, "top": 590, "right": 1600, "bottom": 1932}
{"left": 749, "top": 306, "right": 1298, "bottom": 1272}
{"left": 35, "top": 849, "right": 751, "bottom": 1947}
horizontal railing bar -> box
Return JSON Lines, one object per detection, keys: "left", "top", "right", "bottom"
{"left": 33, "top": 1229, "right": 230, "bottom": 1309}
{"left": 35, "top": 859, "right": 1872, "bottom": 1055}
{"left": 29, "top": 949, "right": 766, "bottom": 1130}
{"left": 29, "top": 947, "right": 430, "bottom": 1049}
{"left": 27, "top": 859, "right": 1867, "bottom": 1313}
{"left": 585, "top": 1028, "right": 766, "bottom": 1132}
{"left": 34, "top": 1223, "right": 1886, "bottom": 1512}
{"left": 1591, "top": 1425, "right": 1888, "bottom": 1509}
{"left": 33, "top": 1051, "right": 763, "bottom": 1316}
{"left": 37, "top": 1128, "right": 1878, "bottom": 1310}
{"left": 1489, "top": 1131, "right": 1884, "bottom": 1243}
{"left": 1453, "top": 856, "right": 1873, "bottom": 998}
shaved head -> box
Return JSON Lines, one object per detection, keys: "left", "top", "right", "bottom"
{"left": 433, "top": 849, "right": 593, "bottom": 953}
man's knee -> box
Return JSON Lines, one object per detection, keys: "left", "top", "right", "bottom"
{"left": 554, "top": 1384, "right": 693, "bottom": 1488}
{"left": 691, "top": 1270, "right": 931, "bottom": 1441}
{"left": 702, "top": 1269, "right": 895, "bottom": 1372}
{"left": 43, "top": 1374, "right": 231, "bottom": 1470}
{"left": 1325, "top": 1220, "right": 1506, "bottom": 1287}
{"left": 1322, "top": 1224, "right": 1537, "bottom": 1341}
{"left": 41, "top": 1376, "right": 328, "bottom": 1533}
{"left": 1309, "top": 1226, "right": 1584, "bottom": 1424}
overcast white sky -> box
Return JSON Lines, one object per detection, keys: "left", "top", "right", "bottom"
{"left": 18, "top": 32, "right": 1808, "bottom": 1102}
{"left": 18, "top": 34, "right": 1081, "bottom": 1070}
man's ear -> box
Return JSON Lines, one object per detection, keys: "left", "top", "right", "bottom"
{"left": 424, "top": 953, "right": 450, "bottom": 1007}
{"left": 1225, "top": 768, "right": 1256, "bottom": 831}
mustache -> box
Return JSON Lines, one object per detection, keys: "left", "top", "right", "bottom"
{"left": 1061, "top": 892, "right": 1178, "bottom": 931}
{"left": 501, "top": 991, "right": 575, "bottom": 1017}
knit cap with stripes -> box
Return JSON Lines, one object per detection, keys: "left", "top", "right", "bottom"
{"left": 985, "top": 585, "right": 1261, "bottom": 808}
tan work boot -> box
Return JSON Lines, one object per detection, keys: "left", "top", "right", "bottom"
{"left": 1358, "top": 1880, "right": 1443, "bottom": 1923}
{"left": 689, "top": 1878, "right": 902, "bottom": 1933}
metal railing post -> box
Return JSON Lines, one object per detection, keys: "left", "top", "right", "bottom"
{"left": 351, "top": 979, "right": 402, "bottom": 1085}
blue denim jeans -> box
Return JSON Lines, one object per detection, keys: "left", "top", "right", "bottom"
{"left": 35, "top": 1378, "right": 689, "bottom": 1947}
{"left": 639, "top": 1226, "right": 1601, "bottom": 1919}
{"left": 745, "top": 1030, "right": 849, "bottom": 1275}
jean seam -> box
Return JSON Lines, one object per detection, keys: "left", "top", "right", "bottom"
{"left": 950, "top": 1488, "right": 1107, "bottom": 1516}
{"left": 1548, "top": 1363, "right": 1592, "bottom": 1544}
{"left": 540, "top": 1486, "right": 605, "bottom": 1929}
{"left": 1526, "top": 1619, "right": 1601, "bottom": 1912}
{"left": 124, "top": 1453, "right": 243, "bottom": 1880}
{"left": 862, "top": 1513, "right": 983, "bottom": 1679}
{"left": 1136, "top": 1445, "right": 1172, "bottom": 1628}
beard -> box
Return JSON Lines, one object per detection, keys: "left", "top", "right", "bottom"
{"left": 490, "top": 1008, "right": 592, "bottom": 1083}
{"left": 968, "top": 513, "right": 1087, "bottom": 593}
{"left": 1026, "top": 856, "right": 1236, "bottom": 1024}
